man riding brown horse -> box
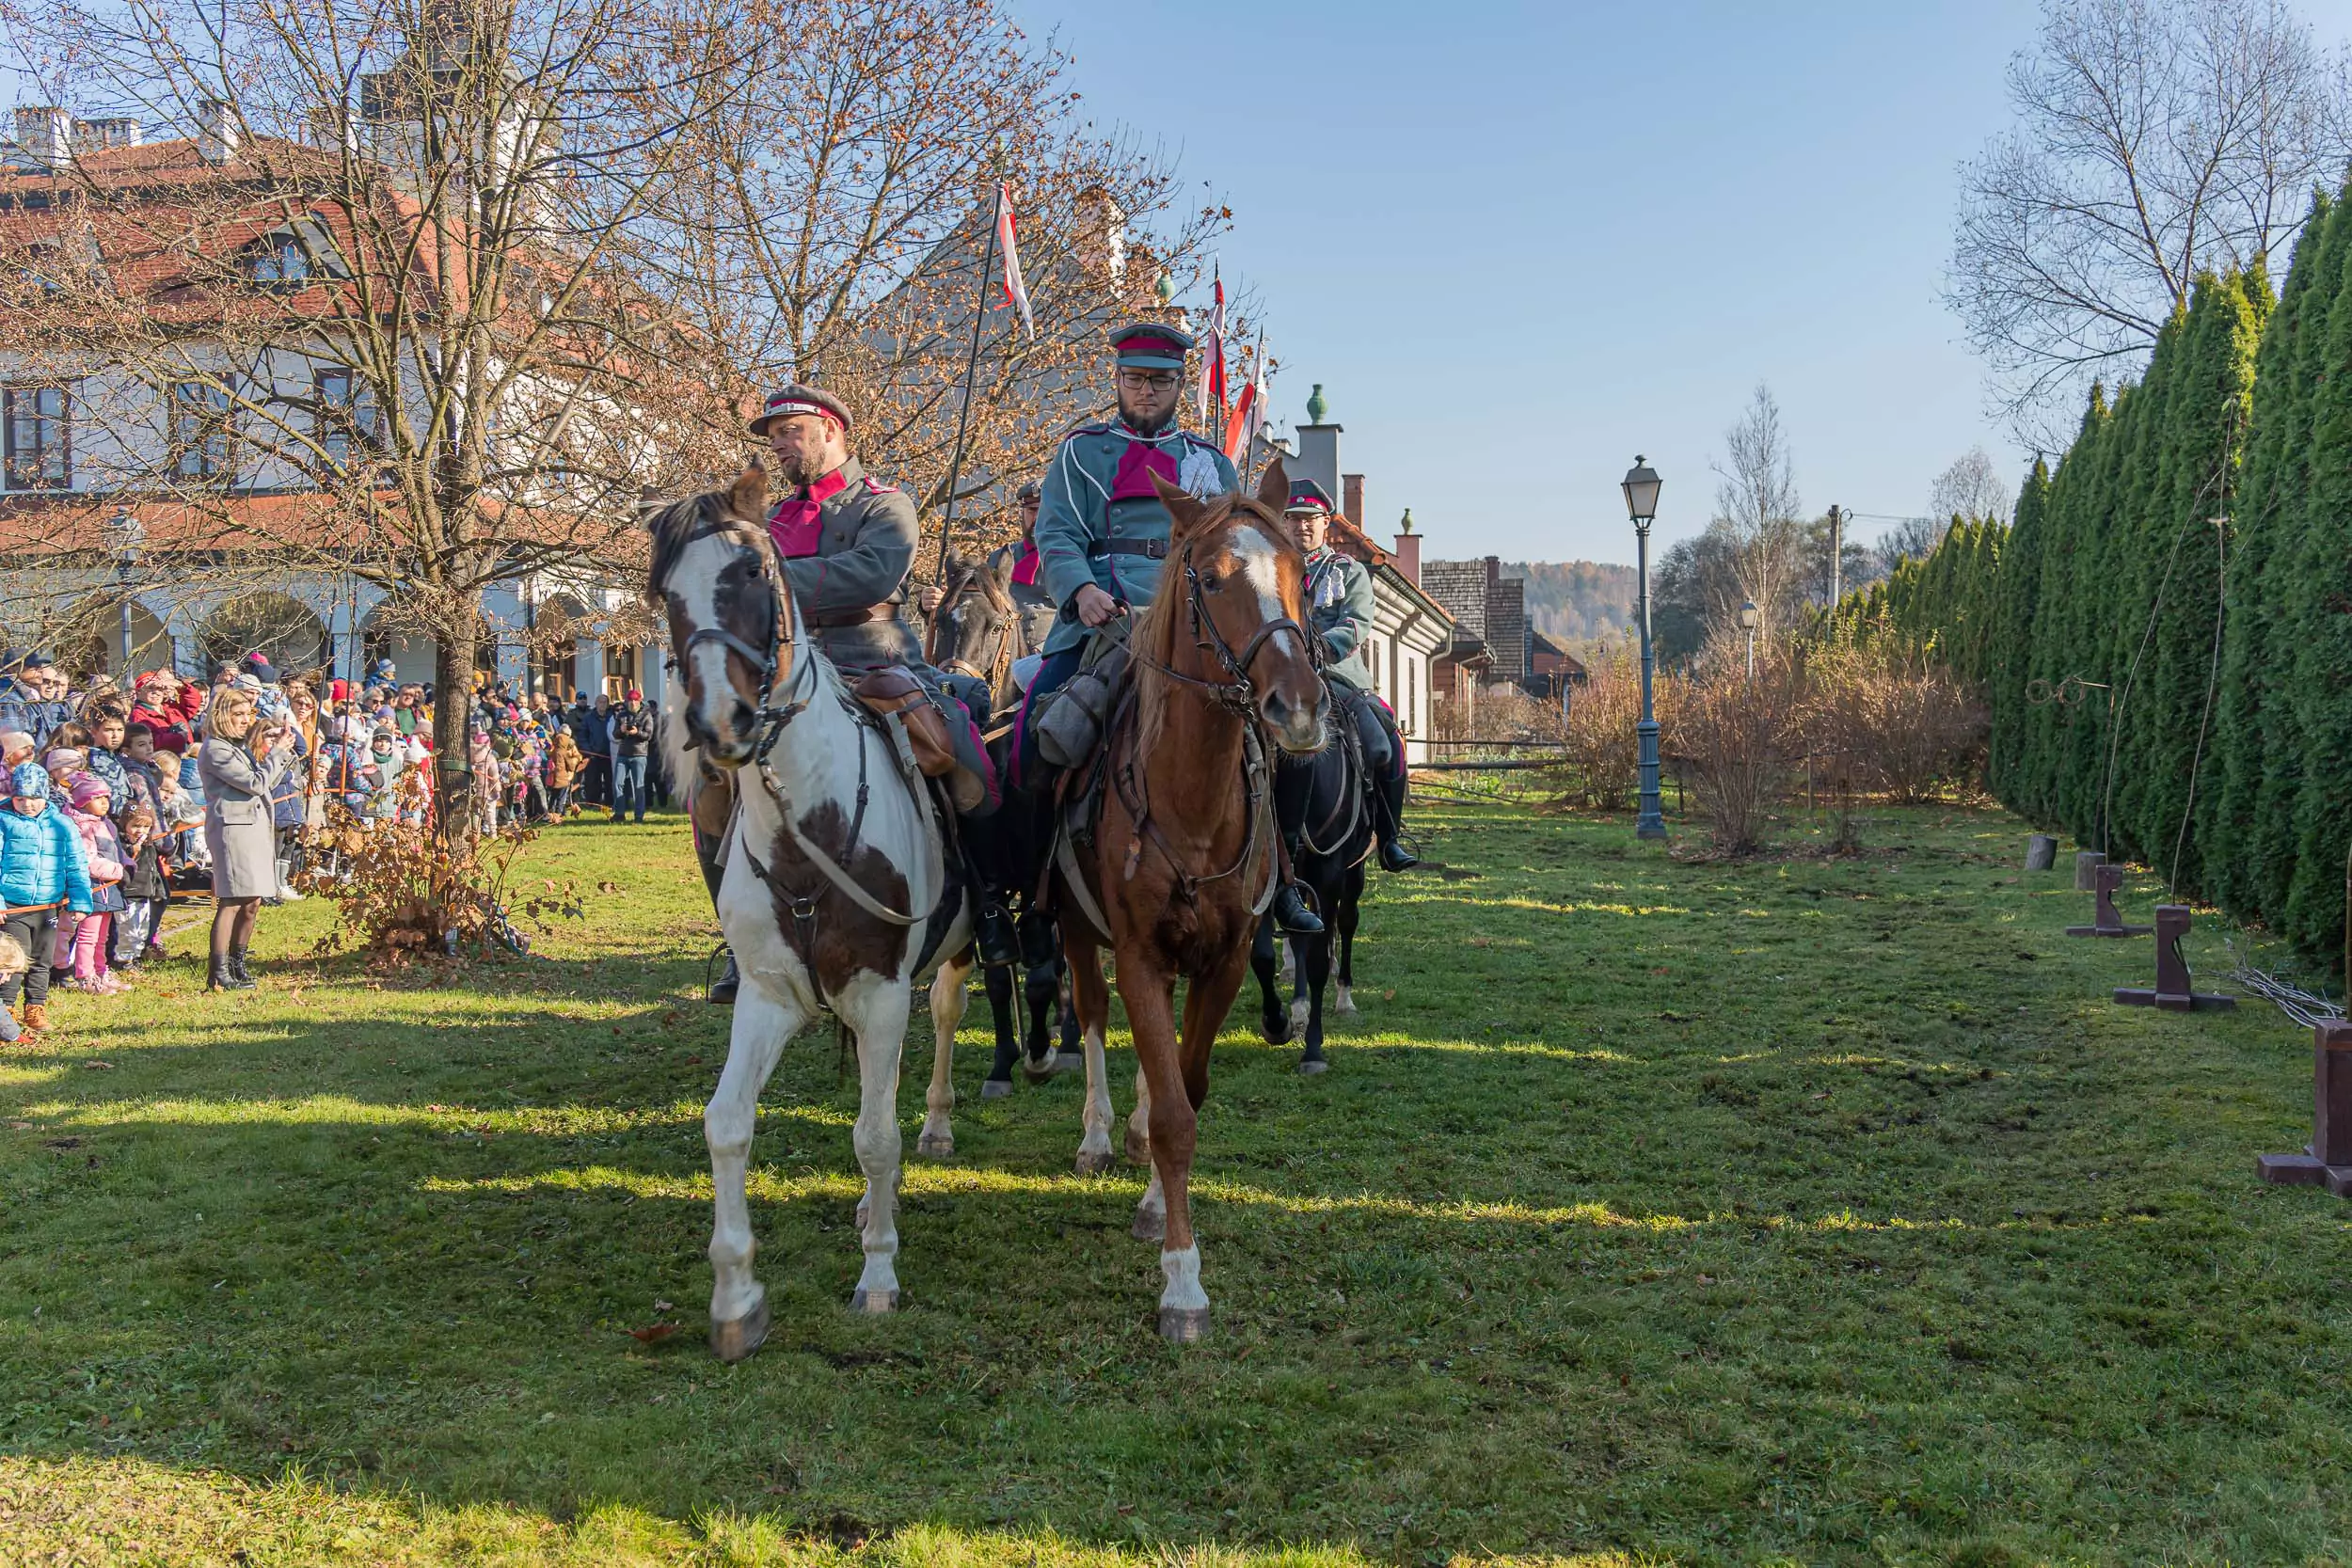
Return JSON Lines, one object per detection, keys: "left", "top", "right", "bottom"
{"left": 1012, "top": 319, "right": 1324, "bottom": 936}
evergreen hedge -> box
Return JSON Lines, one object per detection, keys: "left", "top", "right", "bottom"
{"left": 1827, "top": 233, "right": 2352, "bottom": 968}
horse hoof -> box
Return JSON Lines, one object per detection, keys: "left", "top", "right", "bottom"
{"left": 1132, "top": 1207, "right": 1166, "bottom": 1243}
{"left": 1125, "top": 1126, "right": 1152, "bottom": 1166}
{"left": 1020, "top": 1058, "right": 1056, "bottom": 1085}
{"left": 1157, "top": 1306, "right": 1211, "bottom": 1343}
{"left": 1074, "top": 1148, "right": 1116, "bottom": 1178}
{"left": 1296, "top": 1056, "right": 1329, "bottom": 1077}
{"left": 1050, "top": 1052, "right": 1086, "bottom": 1075}
{"left": 915, "top": 1131, "right": 954, "bottom": 1158}
{"left": 709, "top": 1298, "right": 771, "bottom": 1363}
{"left": 1333, "top": 991, "right": 1358, "bottom": 1016}
{"left": 979, "top": 1078, "right": 1013, "bottom": 1100}
{"left": 849, "top": 1287, "right": 900, "bottom": 1314}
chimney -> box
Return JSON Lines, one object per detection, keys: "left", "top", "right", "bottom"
{"left": 80, "top": 117, "right": 141, "bottom": 150}
{"left": 196, "top": 99, "right": 238, "bottom": 164}
{"left": 1392, "top": 509, "right": 1421, "bottom": 588}
{"left": 1293, "top": 384, "right": 1341, "bottom": 508}
{"left": 13, "top": 106, "right": 70, "bottom": 168}
{"left": 1343, "top": 473, "right": 1365, "bottom": 529}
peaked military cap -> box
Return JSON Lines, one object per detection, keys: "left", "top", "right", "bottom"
{"left": 749, "top": 382, "right": 851, "bottom": 437}
{"left": 1284, "top": 478, "right": 1336, "bottom": 515}
{"left": 1107, "top": 319, "right": 1194, "bottom": 370}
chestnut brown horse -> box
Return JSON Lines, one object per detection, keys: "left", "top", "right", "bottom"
{"left": 1057, "top": 459, "right": 1327, "bottom": 1341}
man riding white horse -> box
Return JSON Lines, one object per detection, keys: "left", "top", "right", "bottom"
{"left": 1013, "top": 319, "right": 1325, "bottom": 937}
{"left": 1276, "top": 477, "right": 1417, "bottom": 877}
{"left": 696, "top": 384, "right": 1015, "bottom": 1004}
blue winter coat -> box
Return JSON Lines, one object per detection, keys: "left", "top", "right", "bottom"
{"left": 0, "top": 803, "right": 97, "bottom": 912}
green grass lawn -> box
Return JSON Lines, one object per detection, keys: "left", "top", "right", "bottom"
{"left": 4, "top": 801, "right": 2349, "bottom": 1566}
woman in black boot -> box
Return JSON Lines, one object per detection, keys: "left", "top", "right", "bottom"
{"left": 199, "top": 688, "right": 295, "bottom": 991}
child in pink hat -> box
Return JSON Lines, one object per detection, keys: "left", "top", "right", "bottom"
{"left": 59, "top": 774, "right": 129, "bottom": 993}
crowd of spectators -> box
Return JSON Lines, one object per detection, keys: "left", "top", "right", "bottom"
{"left": 0, "top": 645, "right": 663, "bottom": 1037}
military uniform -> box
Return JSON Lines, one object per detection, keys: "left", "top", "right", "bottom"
{"left": 1279, "top": 478, "right": 1416, "bottom": 875}
{"left": 1031, "top": 422, "right": 1236, "bottom": 657}
{"left": 765, "top": 456, "right": 924, "bottom": 673}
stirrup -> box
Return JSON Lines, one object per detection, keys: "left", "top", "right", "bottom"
{"left": 706, "top": 946, "right": 739, "bottom": 1005}
{"left": 1378, "top": 839, "right": 1420, "bottom": 874}
{"left": 974, "top": 900, "right": 1020, "bottom": 966}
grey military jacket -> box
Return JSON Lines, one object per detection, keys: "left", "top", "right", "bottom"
{"left": 1032, "top": 419, "right": 1238, "bottom": 656}
{"left": 1304, "top": 546, "right": 1378, "bottom": 689}
{"left": 769, "top": 456, "right": 924, "bottom": 673}
{"left": 990, "top": 537, "right": 1059, "bottom": 657}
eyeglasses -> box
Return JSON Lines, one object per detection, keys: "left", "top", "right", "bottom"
{"left": 1117, "top": 371, "right": 1180, "bottom": 392}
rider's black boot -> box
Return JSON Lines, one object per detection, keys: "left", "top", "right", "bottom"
{"left": 1273, "top": 839, "right": 1325, "bottom": 936}
{"left": 961, "top": 818, "right": 1024, "bottom": 967}
{"left": 693, "top": 822, "right": 739, "bottom": 1004}
{"left": 1375, "top": 773, "right": 1419, "bottom": 872}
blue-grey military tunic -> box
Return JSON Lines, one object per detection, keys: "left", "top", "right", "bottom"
{"left": 1032, "top": 419, "right": 1239, "bottom": 654}
{"left": 1303, "top": 545, "right": 1377, "bottom": 689}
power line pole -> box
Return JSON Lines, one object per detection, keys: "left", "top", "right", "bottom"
{"left": 1826, "top": 503, "right": 1845, "bottom": 608}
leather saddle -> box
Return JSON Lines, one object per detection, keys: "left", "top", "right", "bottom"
{"left": 854, "top": 666, "right": 985, "bottom": 813}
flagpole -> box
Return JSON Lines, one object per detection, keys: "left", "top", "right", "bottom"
{"left": 927, "top": 181, "right": 1002, "bottom": 660}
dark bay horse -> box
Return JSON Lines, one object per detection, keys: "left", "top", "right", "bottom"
{"left": 1057, "top": 460, "right": 1327, "bottom": 1341}
{"left": 930, "top": 546, "right": 1077, "bottom": 1097}
{"left": 1252, "top": 731, "right": 1373, "bottom": 1073}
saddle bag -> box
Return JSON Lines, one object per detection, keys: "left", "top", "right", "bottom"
{"left": 1034, "top": 632, "right": 1131, "bottom": 769}
{"left": 854, "top": 667, "right": 959, "bottom": 778}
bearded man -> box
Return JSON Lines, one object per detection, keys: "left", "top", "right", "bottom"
{"left": 693, "top": 384, "right": 1011, "bottom": 1005}
{"left": 1016, "top": 319, "right": 1322, "bottom": 936}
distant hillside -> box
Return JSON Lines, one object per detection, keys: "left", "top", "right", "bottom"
{"left": 1500, "top": 561, "right": 1639, "bottom": 646}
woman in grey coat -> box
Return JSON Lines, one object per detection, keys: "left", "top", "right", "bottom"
{"left": 199, "top": 687, "right": 295, "bottom": 992}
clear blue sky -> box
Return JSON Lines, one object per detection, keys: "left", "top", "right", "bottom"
{"left": 1017, "top": 0, "right": 2352, "bottom": 566}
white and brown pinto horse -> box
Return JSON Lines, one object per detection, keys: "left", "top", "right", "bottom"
{"left": 1060, "top": 462, "right": 1328, "bottom": 1340}
{"left": 648, "top": 468, "right": 1002, "bottom": 1360}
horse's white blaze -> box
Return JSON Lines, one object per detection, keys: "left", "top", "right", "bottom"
{"left": 1159, "top": 1244, "right": 1207, "bottom": 1312}
{"left": 1076, "top": 1022, "right": 1113, "bottom": 1166}
{"left": 1229, "top": 528, "right": 1304, "bottom": 662}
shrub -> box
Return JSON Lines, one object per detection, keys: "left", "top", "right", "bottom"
{"left": 1809, "top": 641, "right": 1987, "bottom": 805}
{"left": 1560, "top": 648, "right": 1644, "bottom": 810}
{"left": 1664, "top": 637, "right": 1807, "bottom": 856}
{"left": 299, "top": 818, "right": 583, "bottom": 958}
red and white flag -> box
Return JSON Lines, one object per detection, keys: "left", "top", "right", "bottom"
{"left": 1196, "top": 266, "right": 1228, "bottom": 424}
{"left": 994, "top": 182, "right": 1034, "bottom": 341}
{"left": 1223, "top": 340, "right": 1265, "bottom": 461}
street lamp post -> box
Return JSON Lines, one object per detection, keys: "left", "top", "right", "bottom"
{"left": 1739, "top": 598, "right": 1760, "bottom": 679}
{"left": 105, "top": 509, "right": 144, "bottom": 678}
{"left": 1621, "top": 457, "right": 1666, "bottom": 839}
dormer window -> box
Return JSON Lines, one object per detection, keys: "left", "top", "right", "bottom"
{"left": 250, "top": 235, "right": 310, "bottom": 286}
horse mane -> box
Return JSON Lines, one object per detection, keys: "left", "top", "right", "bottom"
{"left": 1131, "top": 492, "right": 1294, "bottom": 757}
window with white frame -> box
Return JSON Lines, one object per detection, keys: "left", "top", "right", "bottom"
{"left": 314, "top": 367, "right": 380, "bottom": 467}
{"left": 3, "top": 385, "right": 71, "bottom": 489}
{"left": 170, "top": 381, "right": 235, "bottom": 482}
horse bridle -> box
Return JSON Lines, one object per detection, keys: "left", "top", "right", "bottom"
{"left": 665, "top": 515, "right": 817, "bottom": 757}
{"left": 1126, "top": 526, "right": 1315, "bottom": 716}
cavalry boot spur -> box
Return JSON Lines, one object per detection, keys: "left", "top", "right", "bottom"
{"left": 1272, "top": 879, "right": 1325, "bottom": 936}
{"left": 707, "top": 949, "right": 740, "bottom": 1005}
{"left": 225, "top": 948, "right": 258, "bottom": 990}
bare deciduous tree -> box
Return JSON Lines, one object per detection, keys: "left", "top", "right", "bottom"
{"left": 1949, "top": 0, "right": 2348, "bottom": 437}
{"left": 1928, "top": 446, "right": 2014, "bottom": 525}
{"left": 1710, "top": 383, "right": 1808, "bottom": 636}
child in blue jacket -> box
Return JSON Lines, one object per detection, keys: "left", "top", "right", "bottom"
{"left": 0, "top": 762, "right": 95, "bottom": 1037}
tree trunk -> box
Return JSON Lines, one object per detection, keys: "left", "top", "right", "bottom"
{"left": 432, "top": 594, "right": 480, "bottom": 840}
